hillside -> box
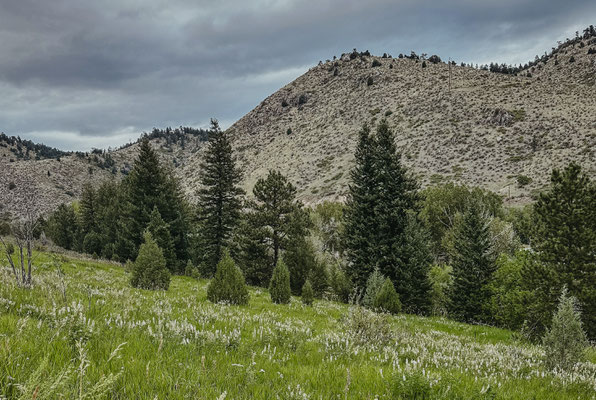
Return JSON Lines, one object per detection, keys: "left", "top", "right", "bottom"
{"left": 1, "top": 250, "right": 595, "bottom": 398}
{"left": 215, "top": 33, "right": 596, "bottom": 205}
{"left": 2, "top": 29, "right": 596, "bottom": 215}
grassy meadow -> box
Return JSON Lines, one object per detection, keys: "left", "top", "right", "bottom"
{"left": 1, "top": 250, "right": 595, "bottom": 399}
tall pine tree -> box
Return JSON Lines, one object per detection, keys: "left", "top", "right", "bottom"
{"left": 237, "top": 170, "right": 310, "bottom": 286}
{"left": 196, "top": 119, "right": 244, "bottom": 276}
{"left": 448, "top": 202, "right": 495, "bottom": 323}
{"left": 343, "top": 120, "right": 422, "bottom": 311}
{"left": 343, "top": 125, "right": 378, "bottom": 288}
{"left": 530, "top": 163, "right": 596, "bottom": 339}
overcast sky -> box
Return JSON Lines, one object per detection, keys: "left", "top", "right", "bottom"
{"left": 0, "top": 1, "right": 594, "bottom": 151}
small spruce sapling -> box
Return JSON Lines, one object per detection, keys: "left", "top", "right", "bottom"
{"left": 302, "top": 280, "right": 314, "bottom": 306}
{"left": 374, "top": 278, "right": 401, "bottom": 314}
{"left": 269, "top": 259, "right": 291, "bottom": 304}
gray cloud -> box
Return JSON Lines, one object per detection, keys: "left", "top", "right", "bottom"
{"left": 0, "top": 0, "right": 594, "bottom": 151}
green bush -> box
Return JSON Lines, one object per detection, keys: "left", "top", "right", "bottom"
{"left": 130, "top": 232, "right": 170, "bottom": 290}
{"left": 269, "top": 259, "right": 291, "bottom": 304}
{"left": 308, "top": 260, "right": 329, "bottom": 298}
{"left": 516, "top": 174, "right": 532, "bottom": 187}
{"left": 362, "top": 268, "right": 385, "bottom": 309}
{"left": 543, "top": 288, "right": 588, "bottom": 369}
{"left": 301, "top": 280, "right": 314, "bottom": 306}
{"left": 374, "top": 278, "right": 401, "bottom": 314}
{"left": 329, "top": 263, "right": 352, "bottom": 303}
{"left": 428, "top": 264, "right": 453, "bottom": 317}
{"left": 185, "top": 260, "right": 200, "bottom": 279}
{"left": 207, "top": 251, "right": 249, "bottom": 305}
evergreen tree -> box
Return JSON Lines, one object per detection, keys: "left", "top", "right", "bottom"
{"left": 363, "top": 268, "right": 385, "bottom": 309}
{"left": 147, "top": 207, "right": 176, "bottom": 272}
{"left": 120, "top": 138, "right": 189, "bottom": 271}
{"left": 130, "top": 232, "right": 170, "bottom": 290}
{"left": 543, "top": 288, "right": 589, "bottom": 369}
{"left": 47, "top": 203, "right": 77, "bottom": 250}
{"left": 399, "top": 212, "right": 433, "bottom": 314}
{"left": 196, "top": 119, "right": 244, "bottom": 276}
{"left": 207, "top": 250, "right": 249, "bottom": 305}
{"left": 374, "top": 278, "right": 401, "bottom": 314}
{"left": 237, "top": 170, "right": 310, "bottom": 286}
{"left": 301, "top": 280, "right": 314, "bottom": 306}
{"left": 283, "top": 237, "right": 318, "bottom": 295}
{"left": 269, "top": 259, "right": 291, "bottom": 304}
{"left": 448, "top": 202, "right": 495, "bottom": 323}
{"left": 308, "top": 259, "right": 329, "bottom": 298}
{"left": 343, "top": 125, "right": 378, "bottom": 288}
{"left": 78, "top": 183, "right": 96, "bottom": 236}
{"left": 373, "top": 120, "right": 419, "bottom": 287}
{"left": 531, "top": 163, "right": 596, "bottom": 339}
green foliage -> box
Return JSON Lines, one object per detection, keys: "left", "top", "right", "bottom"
{"left": 311, "top": 201, "right": 344, "bottom": 255}
{"left": 301, "top": 280, "right": 314, "bottom": 305}
{"left": 47, "top": 203, "right": 77, "bottom": 250}
{"left": 283, "top": 237, "right": 318, "bottom": 295}
{"left": 121, "top": 138, "right": 190, "bottom": 272}
{"left": 343, "top": 121, "right": 418, "bottom": 290}
{"left": 487, "top": 252, "right": 537, "bottom": 330}
{"left": 307, "top": 258, "right": 329, "bottom": 298}
{"left": 531, "top": 163, "right": 596, "bottom": 339}
{"left": 399, "top": 212, "right": 433, "bottom": 314}
{"left": 269, "top": 259, "right": 291, "bottom": 304}
{"left": 207, "top": 250, "right": 249, "bottom": 305}
{"left": 147, "top": 207, "right": 176, "bottom": 272}
{"left": 82, "top": 231, "right": 103, "bottom": 256}
{"left": 428, "top": 264, "right": 453, "bottom": 317}
{"left": 516, "top": 175, "right": 532, "bottom": 187}
{"left": 130, "top": 232, "right": 170, "bottom": 290}
{"left": 329, "top": 262, "right": 352, "bottom": 303}
{"left": 543, "top": 289, "right": 589, "bottom": 370}
{"left": 185, "top": 260, "right": 200, "bottom": 279}
{"left": 374, "top": 278, "right": 401, "bottom": 314}
{"left": 196, "top": 119, "right": 244, "bottom": 276}
{"left": 78, "top": 183, "right": 96, "bottom": 236}
{"left": 237, "top": 170, "right": 311, "bottom": 286}
{"left": 504, "top": 205, "right": 534, "bottom": 245}
{"left": 362, "top": 268, "right": 385, "bottom": 309}
{"left": 420, "top": 183, "right": 503, "bottom": 260}
{"left": 449, "top": 202, "right": 495, "bottom": 323}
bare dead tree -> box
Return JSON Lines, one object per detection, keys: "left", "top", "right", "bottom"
{"left": 0, "top": 173, "right": 42, "bottom": 287}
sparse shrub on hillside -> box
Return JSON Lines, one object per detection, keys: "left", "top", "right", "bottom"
{"left": 362, "top": 268, "right": 385, "bottom": 309}
{"left": 371, "top": 59, "right": 382, "bottom": 67}
{"left": 428, "top": 54, "right": 442, "bottom": 64}
{"left": 516, "top": 175, "right": 532, "bottom": 187}
{"left": 588, "top": 47, "right": 596, "bottom": 54}
{"left": 8, "top": 181, "right": 16, "bottom": 190}
{"left": 569, "top": 56, "right": 576, "bottom": 63}
{"left": 543, "top": 288, "right": 589, "bottom": 370}
{"left": 301, "top": 280, "right": 314, "bottom": 305}
{"left": 366, "top": 76, "right": 374, "bottom": 86}
{"left": 422, "top": 61, "right": 427, "bottom": 68}
{"left": 374, "top": 278, "right": 401, "bottom": 314}
{"left": 130, "top": 232, "right": 170, "bottom": 291}
{"left": 298, "top": 94, "right": 308, "bottom": 105}
{"left": 281, "top": 99, "right": 289, "bottom": 107}
{"left": 342, "top": 305, "right": 393, "bottom": 345}
{"left": 207, "top": 250, "right": 249, "bottom": 305}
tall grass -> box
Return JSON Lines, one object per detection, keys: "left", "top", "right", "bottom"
{"left": 0, "top": 251, "right": 595, "bottom": 399}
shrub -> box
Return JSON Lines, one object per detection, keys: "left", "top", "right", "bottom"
{"left": 301, "top": 280, "right": 314, "bottom": 305}
{"left": 130, "top": 232, "right": 170, "bottom": 290}
{"left": 366, "top": 76, "right": 374, "bottom": 86}
{"left": 8, "top": 181, "right": 16, "bottom": 190}
{"left": 371, "top": 59, "right": 382, "bottom": 67}
{"left": 428, "top": 55, "right": 442, "bottom": 64}
{"left": 185, "top": 260, "right": 200, "bottom": 279}
{"left": 342, "top": 305, "right": 393, "bottom": 345}
{"left": 207, "top": 251, "right": 249, "bottom": 305}
{"left": 308, "top": 260, "right": 329, "bottom": 298}
{"left": 516, "top": 175, "right": 532, "bottom": 187}
{"left": 543, "top": 288, "right": 588, "bottom": 369}
{"left": 281, "top": 99, "right": 289, "bottom": 107}
{"left": 329, "top": 263, "right": 352, "bottom": 303}
{"left": 428, "top": 264, "right": 453, "bottom": 317}
{"left": 422, "top": 61, "right": 427, "bottom": 68}
{"left": 298, "top": 94, "right": 308, "bottom": 105}
{"left": 362, "top": 268, "right": 385, "bottom": 309}
{"left": 269, "top": 259, "right": 291, "bottom": 304}
{"left": 374, "top": 278, "right": 401, "bottom": 314}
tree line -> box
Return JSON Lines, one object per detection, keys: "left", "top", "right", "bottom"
{"left": 43, "top": 118, "right": 595, "bottom": 344}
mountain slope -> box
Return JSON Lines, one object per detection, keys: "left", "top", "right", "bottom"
{"left": 2, "top": 29, "right": 595, "bottom": 215}
{"left": 213, "top": 34, "right": 595, "bottom": 205}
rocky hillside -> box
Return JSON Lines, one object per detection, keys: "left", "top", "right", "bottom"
{"left": 209, "top": 30, "right": 595, "bottom": 206}
{"left": 2, "top": 28, "right": 595, "bottom": 215}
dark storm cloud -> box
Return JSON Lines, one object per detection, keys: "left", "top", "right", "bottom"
{"left": 0, "top": 0, "right": 594, "bottom": 150}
